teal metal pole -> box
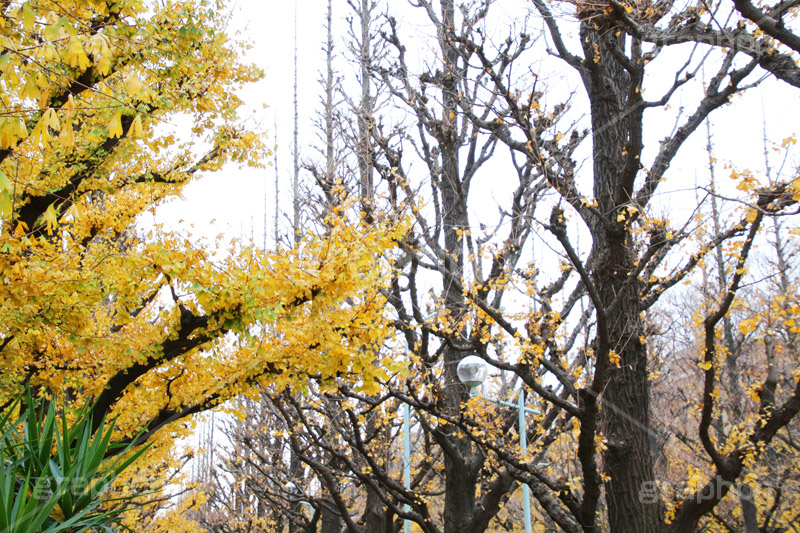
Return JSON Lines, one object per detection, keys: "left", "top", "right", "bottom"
{"left": 404, "top": 402, "right": 411, "bottom": 533}
{"left": 519, "top": 392, "right": 532, "bottom": 533}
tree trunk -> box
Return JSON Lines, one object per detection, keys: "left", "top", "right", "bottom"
{"left": 361, "top": 484, "right": 387, "bottom": 533}
{"left": 438, "top": 2, "right": 478, "bottom": 532}
{"left": 579, "top": 21, "right": 663, "bottom": 532}
{"left": 739, "top": 483, "right": 759, "bottom": 533}
{"left": 321, "top": 505, "right": 342, "bottom": 533}
{"left": 356, "top": 0, "right": 374, "bottom": 219}
{"left": 292, "top": 3, "right": 301, "bottom": 244}
{"left": 287, "top": 451, "right": 304, "bottom": 533}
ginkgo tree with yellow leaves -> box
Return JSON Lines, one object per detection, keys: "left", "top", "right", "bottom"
{"left": 0, "top": 0, "right": 401, "bottom": 507}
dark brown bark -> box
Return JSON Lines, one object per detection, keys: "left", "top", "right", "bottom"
{"left": 321, "top": 502, "right": 343, "bottom": 533}
{"left": 361, "top": 485, "right": 388, "bottom": 533}
{"left": 575, "top": 21, "right": 663, "bottom": 533}
{"left": 732, "top": 0, "right": 800, "bottom": 53}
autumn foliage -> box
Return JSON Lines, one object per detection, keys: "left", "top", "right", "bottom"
{"left": 0, "top": 0, "right": 400, "bottom": 471}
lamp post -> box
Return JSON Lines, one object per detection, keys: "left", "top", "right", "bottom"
{"left": 403, "top": 398, "right": 411, "bottom": 533}
{"left": 456, "top": 355, "right": 534, "bottom": 533}
{"left": 402, "top": 333, "right": 416, "bottom": 533}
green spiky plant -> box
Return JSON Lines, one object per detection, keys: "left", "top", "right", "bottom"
{"left": 0, "top": 388, "right": 149, "bottom": 532}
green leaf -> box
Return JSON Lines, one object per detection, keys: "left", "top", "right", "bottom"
{"left": 0, "top": 386, "right": 152, "bottom": 532}
{"left": 42, "top": 21, "right": 61, "bottom": 40}
{"left": 0, "top": 172, "right": 11, "bottom": 192}
{"left": 0, "top": 192, "right": 11, "bottom": 219}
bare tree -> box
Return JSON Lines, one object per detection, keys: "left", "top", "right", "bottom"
{"left": 192, "top": 395, "right": 317, "bottom": 533}
{"left": 293, "top": 3, "right": 302, "bottom": 243}
{"left": 205, "top": 1, "right": 800, "bottom": 531}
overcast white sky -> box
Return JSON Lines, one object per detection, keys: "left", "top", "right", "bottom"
{"left": 154, "top": 0, "right": 799, "bottom": 252}
{"left": 155, "top": 0, "right": 328, "bottom": 246}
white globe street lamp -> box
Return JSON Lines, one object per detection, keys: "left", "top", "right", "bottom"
{"left": 456, "top": 354, "right": 488, "bottom": 391}
{"left": 283, "top": 481, "right": 312, "bottom": 515}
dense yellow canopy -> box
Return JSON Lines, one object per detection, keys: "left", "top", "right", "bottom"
{"left": 0, "top": 0, "right": 399, "bottom": 440}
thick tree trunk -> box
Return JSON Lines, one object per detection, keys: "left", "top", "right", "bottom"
{"left": 440, "top": 97, "right": 476, "bottom": 533}
{"left": 287, "top": 451, "right": 304, "bottom": 533}
{"left": 321, "top": 506, "right": 342, "bottom": 533}
{"left": 597, "top": 261, "right": 659, "bottom": 533}
{"left": 579, "top": 22, "right": 663, "bottom": 532}
{"left": 362, "top": 485, "right": 387, "bottom": 533}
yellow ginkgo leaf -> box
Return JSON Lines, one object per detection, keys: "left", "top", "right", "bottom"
{"left": 42, "top": 203, "right": 58, "bottom": 233}
{"left": 0, "top": 172, "right": 11, "bottom": 218}
{"left": 0, "top": 122, "right": 14, "bottom": 149}
{"left": 61, "top": 203, "right": 81, "bottom": 222}
{"left": 129, "top": 114, "right": 144, "bottom": 138}
{"left": 108, "top": 111, "right": 123, "bottom": 138}
{"left": 59, "top": 119, "right": 74, "bottom": 147}
{"left": 22, "top": 2, "right": 35, "bottom": 32}
{"left": 15, "top": 116, "right": 27, "bottom": 138}
{"left": 21, "top": 75, "right": 40, "bottom": 100}
{"left": 66, "top": 37, "right": 89, "bottom": 69}
{"left": 126, "top": 75, "right": 143, "bottom": 96}
{"left": 96, "top": 54, "right": 111, "bottom": 75}
{"left": 30, "top": 120, "right": 51, "bottom": 146}
{"left": 43, "top": 108, "right": 60, "bottom": 131}
{"left": 42, "top": 20, "right": 62, "bottom": 41}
